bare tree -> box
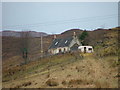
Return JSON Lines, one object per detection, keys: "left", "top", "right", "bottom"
{"left": 19, "top": 30, "right": 31, "bottom": 64}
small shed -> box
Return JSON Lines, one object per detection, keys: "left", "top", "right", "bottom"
{"left": 78, "top": 46, "right": 94, "bottom": 53}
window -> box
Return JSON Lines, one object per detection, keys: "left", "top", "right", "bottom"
{"left": 55, "top": 42, "right": 58, "bottom": 45}
{"left": 88, "top": 48, "right": 92, "bottom": 50}
{"left": 65, "top": 40, "right": 68, "bottom": 44}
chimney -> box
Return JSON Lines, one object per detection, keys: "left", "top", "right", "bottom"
{"left": 74, "top": 32, "right": 76, "bottom": 36}
{"left": 73, "top": 32, "right": 76, "bottom": 36}
{"left": 54, "top": 34, "right": 56, "bottom": 39}
{"left": 73, "top": 32, "right": 77, "bottom": 39}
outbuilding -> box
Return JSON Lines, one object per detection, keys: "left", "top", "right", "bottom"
{"left": 78, "top": 46, "right": 94, "bottom": 53}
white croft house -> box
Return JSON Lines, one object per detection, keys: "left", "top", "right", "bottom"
{"left": 78, "top": 46, "right": 94, "bottom": 53}
{"left": 48, "top": 33, "right": 82, "bottom": 54}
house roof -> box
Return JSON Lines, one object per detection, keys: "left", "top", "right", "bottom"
{"left": 49, "top": 37, "right": 73, "bottom": 49}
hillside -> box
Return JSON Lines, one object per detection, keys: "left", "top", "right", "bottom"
{"left": 59, "top": 29, "right": 83, "bottom": 38}
{"left": 0, "top": 30, "right": 48, "bottom": 37}
{"left": 2, "top": 53, "right": 118, "bottom": 88}
{"left": 2, "top": 27, "right": 119, "bottom": 88}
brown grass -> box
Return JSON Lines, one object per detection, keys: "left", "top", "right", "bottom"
{"left": 46, "top": 78, "right": 59, "bottom": 86}
{"left": 14, "top": 81, "right": 32, "bottom": 88}
{"left": 3, "top": 53, "right": 118, "bottom": 88}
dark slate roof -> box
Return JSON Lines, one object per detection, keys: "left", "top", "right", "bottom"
{"left": 49, "top": 37, "right": 73, "bottom": 49}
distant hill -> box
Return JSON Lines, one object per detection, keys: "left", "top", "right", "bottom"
{"left": 58, "top": 29, "right": 83, "bottom": 38}
{"left": 0, "top": 30, "right": 48, "bottom": 37}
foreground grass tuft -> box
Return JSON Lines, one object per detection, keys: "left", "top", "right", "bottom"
{"left": 46, "top": 78, "right": 59, "bottom": 86}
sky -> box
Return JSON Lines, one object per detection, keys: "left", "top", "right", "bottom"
{"left": 2, "top": 2, "right": 118, "bottom": 34}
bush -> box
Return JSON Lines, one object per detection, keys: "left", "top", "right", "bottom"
{"left": 95, "top": 45, "right": 118, "bottom": 57}
{"left": 46, "top": 78, "right": 59, "bottom": 86}
{"left": 23, "top": 81, "right": 32, "bottom": 87}
{"left": 68, "top": 79, "right": 82, "bottom": 85}
{"left": 62, "top": 80, "right": 67, "bottom": 85}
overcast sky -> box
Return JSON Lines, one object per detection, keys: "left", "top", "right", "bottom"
{"left": 2, "top": 2, "right": 118, "bottom": 34}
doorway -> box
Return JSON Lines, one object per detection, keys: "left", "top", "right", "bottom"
{"left": 84, "top": 47, "right": 86, "bottom": 53}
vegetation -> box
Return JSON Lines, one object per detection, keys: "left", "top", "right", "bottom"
{"left": 79, "top": 30, "right": 88, "bottom": 45}
{"left": 79, "top": 30, "right": 88, "bottom": 40}
{"left": 2, "top": 27, "right": 119, "bottom": 88}
{"left": 46, "top": 78, "right": 59, "bottom": 86}
{"left": 2, "top": 52, "right": 118, "bottom": 88}
{"left": 2, "top": 52, "right": 81, "bottom": 83}
{"left": 19, "top": 31, "right": 32, "bottom": 64}
{"left": 95, "top": 29, "right": 118, "bottom": 57}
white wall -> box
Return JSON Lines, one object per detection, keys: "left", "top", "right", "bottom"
{"left": 78, "top": 46, "right": 94, "bottom": 53}
{"left": 49, "top": 47, "right": 69, "bottom": 54}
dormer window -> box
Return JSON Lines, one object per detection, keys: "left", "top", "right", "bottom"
{"left": 55, "top": 42, "right": 58, "bottom": 45}
{"left": 65, "top": 40, "right": 68, "bottom": 44}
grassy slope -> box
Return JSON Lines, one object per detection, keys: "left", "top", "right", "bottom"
{"left": 94, "top": 28, "right": 118, "bottom": 57}
{"left": 2, "top": 27, "right": 119, "bottom": 88}
{"left": 3, "top": 53, "right": 118, "bottom": 88}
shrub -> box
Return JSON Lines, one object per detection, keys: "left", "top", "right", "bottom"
{"left": 22, "top": 81, "right": 32, "bottom": 87}
{"left": 62, "top": 80, "right": 67, "bottom": 85}
{"left": 46, "top": 78, "right": 59, "bottom": 86}
{"left": 68, "top": 79, "right": 82, "bottom": 85}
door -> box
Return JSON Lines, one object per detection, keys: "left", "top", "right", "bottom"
{"left": 59, "top": 49, "right": 62, "bottom": 53}
{"left": 84, "top": 47, "right": 86, "bottom": 53}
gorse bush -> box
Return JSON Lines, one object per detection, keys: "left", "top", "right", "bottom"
{"left": 46, "top": 78, "right": 59, "bottom": 86}
{"left": 95, "top": 29, "right": 118, "bottom": 57}
{"left": 95, "top": 46, "right": 118, "bottom": 57}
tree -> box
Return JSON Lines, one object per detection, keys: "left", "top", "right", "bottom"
{"left": 79, "top": 30, "right": 88, "bottom": 45}
{"left": 79, "top": 30, "right": 88, "bottom": 40}
{"left": 19, "top": 30, "right": 31, "bottom": 64}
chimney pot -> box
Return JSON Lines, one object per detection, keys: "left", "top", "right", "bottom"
{"left": 54, "top": 34, "right": 56, "bottom": 39}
